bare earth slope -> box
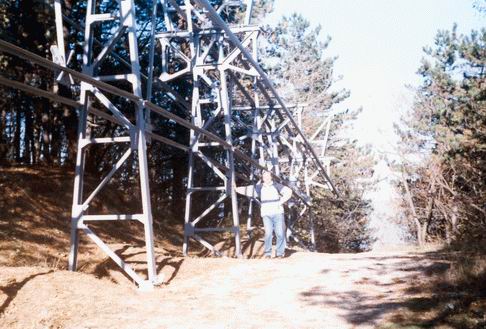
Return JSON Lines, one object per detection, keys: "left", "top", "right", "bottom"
{"left": 1, "top": 167, "right": 485, "bottom": 328}
{"left": 2, "top": 248, "right": 479, "bottom": 329}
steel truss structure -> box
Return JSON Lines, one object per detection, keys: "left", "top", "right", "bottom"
{"left": 0, "top": 0, "right": 339, "bottom": 289}
{"left": 154, "top": 1, "right": 338, "bottom": 256}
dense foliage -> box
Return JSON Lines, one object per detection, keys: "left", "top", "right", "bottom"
{"left": 395, "top": 24, "right": 486, "bottom": 249}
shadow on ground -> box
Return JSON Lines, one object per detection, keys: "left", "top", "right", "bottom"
{"left": 299, "top": 251, "right": 486, "bottom": 328}
{"left": 0, "top": 270, "right": 54, "bottom": 315}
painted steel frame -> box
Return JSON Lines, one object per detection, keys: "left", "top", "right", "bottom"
{"left": 0, "top": 0, "right": 340, "bottom": 288}
{"left": 155, "top": 0, "right": 339, "bottom": 255}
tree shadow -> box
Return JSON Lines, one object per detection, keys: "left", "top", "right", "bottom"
{"left": 192, "top": 230, "right": 267, "bottom": 258}
{"left": 240, "top": 233, "right": 268, "bottom": 258}
{"left": 90, "top": 245, "right": 132, "bottom": 281}
{"left": 300, "top": 287, "right": 440, "bottom": 326}
{"left": 89, "top": 246, "right": 184, "bottom": 286}
{"left": 299, "top": 250, "right": 486, "bottom": 328}
{"left": 158, "top": 257, "right": 184, "bottom": 285}
{"left": 0, "top": 270, "right": 54, "bottom": 315}
{"left": 241, "top": 236, "right": 259, "bottom": 258}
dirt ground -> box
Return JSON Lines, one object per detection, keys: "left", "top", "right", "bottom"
{"left": 1, "top": 167, "right": 484, "bottom": 328}
{"left": 2, "top": 246, "right": 482, "bottom": 329}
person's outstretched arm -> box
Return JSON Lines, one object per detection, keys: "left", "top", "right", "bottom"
{"left": 234, "top": 183, "right": 257, "bottom": 198}
{"left": 279, "top": 186, "right": 292, "bottom": 205}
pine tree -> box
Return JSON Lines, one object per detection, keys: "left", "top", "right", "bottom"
{"left": 396, "top": 25, "right": 486, "bottom": 248}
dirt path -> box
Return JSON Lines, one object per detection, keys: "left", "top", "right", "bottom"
{"left": 0, "top": 248, "right": 457, "bottom": 329}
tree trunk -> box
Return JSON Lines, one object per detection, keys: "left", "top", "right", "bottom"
{"left": 437, "top": 203, "right": 451, "bottom": 244}
{"left": 421, "top": 178, "right": 437, "bottom": 245}
{"left": 171, "top": 153, "right": 186, "bottom": 221}
{"left": 57, "top": 82, "right": 77, "bottom": 165}
{"left": 0, "top": 108, "right": 7, "bottom": 164}
{"left": 451, "top": 205, "right": 458, "bottom": 233}
{"left": 40, "top": 99, "right": 52, "bottom": 164}
{"left": 24, "top": 107, "right": 33, "bottom": 164}
{"left": 33, "top": 107, "right": 41, "bottom": 164}
{"left": 422, "top": 197, "right": 434, "bottom": 244}
{"left": 413, "top": 217, "right": 424, "bottom": 246}
{"left": 13, "top": 107, "right": 21, "bottom": 163}
{"left": 420, "top": 223, "right": 428, "bottom": 246}
{"left": 62, "top": 106, "right": 78, "bottom": 165}
{"left": 401, "top": 169, "right": 424, "bottom": 246}
{"left": 0, "top": 108, "right": 5, "bottom": 140}
{"left": 50, "top": 108, "right": 62, "bottom": 165}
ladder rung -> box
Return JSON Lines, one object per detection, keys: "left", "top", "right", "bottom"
{"left": 88, "top": 14, "right": 116, "bottom": 24}
{"left": 188, "top": 187, "right": 226, "bottom": 192}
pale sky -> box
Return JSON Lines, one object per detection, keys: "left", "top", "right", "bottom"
{"left": 266, "top": 0, "right": 484, "bottom": 150}
{"left": 265, "top": 0, "right": 485, "bottom": 246}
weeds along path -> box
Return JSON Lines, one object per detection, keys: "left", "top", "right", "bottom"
{"left": 3, "top": 248, "right": 479, "bottom": 329}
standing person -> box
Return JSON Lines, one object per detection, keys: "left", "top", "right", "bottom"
{"left": 235, "top": 171, "right": 292, "bottom": 258}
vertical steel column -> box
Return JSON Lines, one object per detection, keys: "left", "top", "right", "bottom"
{"left": 268, "top": 117, "right": 280, "bottom": 175}
{"left": 220, "top": 62, "right": 241, "bottom": 257}
{"left": 146, "top": 0, "right": 158, "bottom": 103}
{"left": 182, "top": 1, "right": 199, "bottom": 255}
{"left": 245, "top": 103, "right": 258, "bottom": 234}
{"left": 122, "top": 0, "right": 158, "bottom": 284}
{"left": 245, "top": 32, "right": 263, "bottom": 234}
{"left": 182, "top": 31, "right": 242, "bottom": 256}
{"left": 183, "top": 30, "right": 200, "bottom": 256}
{"left": 53, "top": 0, "right": 65, "bottom": 60}
{"left": 180, "top": 1, "right": 247, "bottom": 256}
{"left": 244, "top": 0, "right": 253, "bottom": 25}
{"left": 69, "top": 0, "right": 95, "bottom": 271}
{"left": 69, "top": 93, "right": 88, "bottom": 271}
{"left": 67, "top": 0, "right": 158, "bottom": 288}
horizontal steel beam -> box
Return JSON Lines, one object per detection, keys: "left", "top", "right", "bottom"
{"left": 232, "top": 104, "right": 304, "bottom": 111}
{"left": 0, "top": 75, "right": 80, "bottom": 108}
{"left": 156, "top": 25, "right": 260, "bottom": 38}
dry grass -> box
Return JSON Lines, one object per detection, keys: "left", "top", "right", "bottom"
{"left": 0, "top": 166, "right": 185, "bottom": 270}
{"left": 0, "top": 166, "right": 272, "bottom": 270}
{"left": 379, "top": 250, "right": 486, "bottom": 328}
{"left": 1, "top": 166, "right": 485, "bottom": 328}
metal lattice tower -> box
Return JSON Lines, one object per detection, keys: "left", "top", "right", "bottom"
{"left": 0, "top": 0, "right": 340, "bottom": 289}
{"left": 69, "top": 0, "right": 158, "bottom": 289}
{"left": 151, "top": 0, "right": 339, "bottom": 255}
{"left": 155, "top": 0, "right": 261, "bottom": 256}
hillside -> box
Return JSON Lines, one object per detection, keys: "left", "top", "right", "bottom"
{"left": 0, "top": 166, "right": 185, "bottom": 270}
{"left": 0, "top": 167, "right": 485, "bottom": 328}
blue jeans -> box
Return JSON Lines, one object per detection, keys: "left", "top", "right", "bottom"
{"left": 262, "top": 213, "right": 286, "bottom": 257}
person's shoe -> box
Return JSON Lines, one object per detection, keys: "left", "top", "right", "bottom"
{"left": 263, "top": 255, "right": 272, "bottom": 259}
{"left": 275, "top": 254, "right": 285, "bottom": 259}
